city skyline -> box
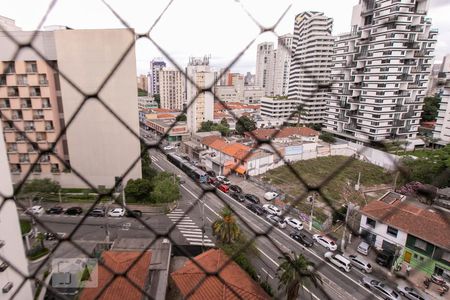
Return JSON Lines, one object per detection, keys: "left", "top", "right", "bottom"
{"left": 2, "top": 0, "right": 450, "bottom": 76}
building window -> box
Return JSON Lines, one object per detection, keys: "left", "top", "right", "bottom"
{"left": 414, "top": 238, "right": 427, "bottom": 251}
{"left": 366, "top": 217, "right": 376, "bottom": 228}
{"left": 386, "top": 226, "right": 398, "bottom": 237}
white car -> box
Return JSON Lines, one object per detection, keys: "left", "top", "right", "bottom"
{"left": 266, "top": 215, "right": 287, "bottom": 229}
{"left": 313, "top": 234, "right": 338, "bottom": 251}
{"left": 396, "top": 282, "right": 429, "bottom": 300}
{"left": 262, "top": 204, "right": 282, "bottom": 216}
{"left": 216, "top": 176, "right": 231, "bottom": 185}
{"left": 284, "top": 217, "right": 303, "bottom": 231}
{"left": 163, "top": 145, "right": 175, "bottom": 151}
{"left": 108, "top": 208, "right": 125, "bottom": 217}
{"left": 264, "top": 191, "right": 278, "bottom": 201}
{"left": 349, "top": 254, "right": 373, "bottom": 273}
{"left": 28, "top": 205, "right": 44, "bottom": 216}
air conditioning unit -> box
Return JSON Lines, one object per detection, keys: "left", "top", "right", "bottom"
{"left": 2, "top": 282, "right": 13, "bottom": 293}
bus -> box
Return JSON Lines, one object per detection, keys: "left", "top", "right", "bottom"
{"left": 166, "top": 153, "right": 208, "bottom": 184}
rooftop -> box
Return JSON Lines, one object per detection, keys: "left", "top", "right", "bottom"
{"left": 171, "top": 249, "right": 270, "bottom": 300}
{"left": 79, "top": 250, "right": 152, "bottom": 300}
{"left": 249, "top": 127, "right": 319, "bottom": 140}
{"left": 361, "top": 193, "right": 450, "bottom": 250}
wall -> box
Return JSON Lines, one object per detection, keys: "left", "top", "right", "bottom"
{"left": 54, "top": 29, "right": 142, "bottom": 188}
{"left": 348, "top": 142, "right": 400, "bottom": 170}
{"left": 359, "top": 215, "right": 408, "bottom": 250}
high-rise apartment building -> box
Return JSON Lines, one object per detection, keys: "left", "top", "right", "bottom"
{"left": 159, "top": 68, "right": 185, "bottom": 110}
{"left": 186, "top": 56, "right": 215, "bottom": 133}
{"left": 433, "top": 54, "right": 450, "bottom": 144}
{"left": 0, "top": 26, "right": 141, "bottom": 188}
{"left": 0, "top": 123, "right": 33, "bottom": 300}
{"left": 149, "top": 58, "right": 166, "bottom": 96}
{"left": 274, "top": 34, "right": 294, "bottom": 97}
{"left": 324, "top": 0, "right": 437, "bottom": 143}
{"left": 137, "top": 74, "right": 148, "bottom": 92}
{"left": 260, "top": 96, "right": 299, "bottom": 120}
{"left": 287, "top": 12, "right": 334, "bottom": 124}
{"left": 255, "top": 42, "right": 276, "bottom": 96}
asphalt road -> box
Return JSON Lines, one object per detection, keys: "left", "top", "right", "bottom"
{"left": 149, "top": 147, "right": 385, "bottom": 300}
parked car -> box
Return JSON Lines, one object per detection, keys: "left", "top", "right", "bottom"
{"left": 230, "top": 192, "right": 245, "bottom": 202}
{"left": 206, "top": 170, "right": 216, "bottom": 177}
{"left": 262, "top": 204, "right": 282, "bottom": 216}
{"left": 361, "top": 276, "right": 401, "bottom": 300}
{"left": 264, "top": 191, "right": 279, "bottom": 201}
{"left": 324, "top": 252, "right": 352, "bottom": 272}
{"left": 289, "top": 232, "right": 314, "bottom": 247}
{"left": 244, "top": 194, "right": 260, "bottom": 204}
{"left": 218, "top": 184, "right": 230, "bottom": 193}
{"left": 312, "top": 234, "right": 338, "bottom": 251}
{"left": 246, "top": 203, "right": 264, "bottom": 215}
{"left": 163, "top": 145, "right": 175, "bottom": 151}
{"left": 44, "top": 232, "right": 59, "bottom": 241}
{"left": 229, "top": 185, "right": 242, "bottom": 193}
{"left": 376, "top": 250, "right": 394, "bottom": 267}
{"left": 357, "top": 241, "right": 371, "bottom": 256}
{"left": 266, "top": 215, "right": 287, "bottom": 229}
{"left": 88, "top": 208, "right": 106, "bottom": 217}
{"left": 177, "top": 175, "right": 185, "bottom": 184}
{"left": 397, "top": 282, "right": 428, "bottom": 300}
{"left": 126, "top": 209, "right": 143, "bottom": 218}
{"left": 207, "top": 176, "right": 219, "bottom": 185}
{"left": 64, "top": 207, "right": 83, "bottom": 216}
{"left": 216, "top": 176, "right": 231, "bottom": 185}
{"left": 108, "top": 208, "right": 125, "bottom": 217}
{"left": 46, "top": 206, "right": 64, "bottom": 215}
{"left": 284, "top": 217, "right": 303, "bottom": 231}
{"left": 27, "top": 205, "right": 44, "bottom": 216}
{"left": 349, "top": 254, "right": 373, "bottom": 273}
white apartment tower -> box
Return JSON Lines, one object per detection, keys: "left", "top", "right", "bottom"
{"left": 149, "top": 58, "right": 166, "bottom": 96}
{"left": 287, "top": 12, "right": 334, "bottom": 124}
{"left": 0, "top": 123, "right": 33, "bottom": 300}
{"left": 324, "top": 0, "right": 437, "bottom": 143}
{"left": 433, "top": 54, "right": 450, "bottom": 144}
{"left": 274, "top": 34, "right": 294, "bottom": 97}
{"left": 159, "top": 68, "right": 185, "bottom": 110}
{"left": 186, "top": 57, "right": 215, "bottom": 132}
{"left": 255, "top": 42, "right": 276, "bottom": 96}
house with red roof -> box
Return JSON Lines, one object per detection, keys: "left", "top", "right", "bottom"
{"left": 359, "top": 191, "right": 450, "bottom": 278}
{"left": 171, "top": 249, "right": 270, "bottom": 300}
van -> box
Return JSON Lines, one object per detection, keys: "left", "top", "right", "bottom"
{"left": 357, "top": 241, "right": 371, "bottom": 256}
{"left": 324, "top": 252, "right": 352, "bottom": 272}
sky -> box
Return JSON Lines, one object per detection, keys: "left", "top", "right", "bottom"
{"left": 2, "top": 0, "right": 450, "bottom": 75}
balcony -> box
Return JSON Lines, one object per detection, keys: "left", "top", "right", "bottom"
{"left": 414, "top": 50, "right": 426, "bottom": 57}
{"left": 4, "top": 63, "right": 15, "bottom": 74}
{"left": 40, "top": 155, "right": 50, "bottom": 163}
{"left": 32, "top": 166, "right": 42, "bottom": 173}
{"left": 11, "top": 113, "right": 23, "bottom": 120}
{"left": 24, "top": 126, "right": 35, "bottom": 131}
{"left": 10, "top": 165, "right": 21, "bottom": 174}
{"left": 29, "top": 88, "right": 41, "bottom": 97}
{"left": 7, "top": 145, "right": 17, "bottom": 152}
{"left": 16, "top": 134, "right": 26, "bottom": 142}
{"left": 7, "top": 88, "right": 19, "bottom": 97}
{"left": 19, "top": 156, "right": 30, "bottom": 163}
{"left": 0, "top": 101, "right": 10, "bottom": 109}
{"left": 51, "top": 165, "right": 60, "bottom": 173}
{"left": 21, "top": 101, "right": 32, "bottom": 109}
{"left": 347, "top": 110, "right": 358, "bottom": 117}
{"left": 398, "top": 74, "right": 413, "bottom": 81}
{"left": 36, "top": 134, "right": 46, "bottom": 142}
{"left": 45, "top": 125, "right": 54, "bottom": 131}
{"left": 395, "top": 105, "right": 407, "bottom": 112}
{"left": 39, "top": 79, "right": 48, "bottom": 85}
{"left": 411, "top": 66, "right": 427, "bottom": 73}
{"left": 396, "top": 91, "right": 410, "bottom": 97}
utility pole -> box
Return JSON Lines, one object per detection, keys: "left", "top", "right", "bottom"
{"left": 308, "top": 194, "right": 315, "bottom": 231}
{"left": 122, "top": 188, "right": 126, "bottom": 207}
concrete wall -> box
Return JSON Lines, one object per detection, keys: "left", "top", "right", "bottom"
{"left": 0, "top": 123, "right": 33, "bottom": 300}
{"left": 54, "top": 29, "right": 141, "bottom": 188}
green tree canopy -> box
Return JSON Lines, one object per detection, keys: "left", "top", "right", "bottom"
{"left": 125, "top": 179, "right": 153, "bottom": 202}
{"left": 421, "top": 96, "right": 440, "bottom": 122}
{"left": 319, "top": 132, "right": 336, "bottom": 143}
{"left": 22, "top": 178, "right": 61, "bottom": 194}
{"left": 150, "top": 174, "right": 181, "bottom": 203}
{"left": 199, "top": 120, "right": 230, "bottom": 136}
{"left": 176, "top": 114, "right": 187, "bottom": 122}
{"left": 212, "top": 206, "right": 241, "bottom": 244}
{"left": 235, "top": 116, "right": 256, "bottom": 135}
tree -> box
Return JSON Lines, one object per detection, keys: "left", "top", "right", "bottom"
{"left": 199, "top": 120, "right": 215, "bottom": 132}
{"left": 138, "top": 88, "right": 147, "bottom": 96}
{"left": 140, "top": 142, "right": 156, "bottom": 180}
{"left": 220, "top": 118, "right": 229, "bottom": 128}
{"left": 277, "top": 252, "right": 322, "bottom": 300}
{"left": 319, "top": 132, "right": 336, "bottom": 143}
{"left": 235, "top": 116, "right": 256, "bottom": 135}
{"left": 150, "top": 175, "right": 181, "bottom": 203}
{"left": 154, "top": 94, "right": 160, "bottom": 107}
{"left": 212, "top": 206, "right": 241, "bottom": 244}
{"left": 421, "top": 96, "right": 440, "bottom": 122}
{"left": 294, "top": 105, "right": 305, "bottom": 127}
{"left": 22, "top": 179, "right": 60, "bottom": 194}
{"left": 176, "top": 114, "right": 187, "bottom": 122}
{"left": 125, "top": 179, "right": 153, "bottom": 202}
{"left": 198, "top": 120, "right": 230, "bottom": 136}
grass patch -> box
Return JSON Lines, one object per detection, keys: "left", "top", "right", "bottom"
{"left": 397, "top": 149, "right": 438, "bottom": 158}
{"left": 20, "top": 220, "right": 31, "bottom": 235}
{"left": 262, "top": 156, "right": 393, "bottom": 206}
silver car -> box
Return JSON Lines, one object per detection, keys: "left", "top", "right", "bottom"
{"left": 397, "top": 282, "right": 428, "bottom": 300}
{"left": 361, "top": 276, "right": 401, "bottom": 300}
{"left": 349, "top": 254, "right": 373, "bottom": 273}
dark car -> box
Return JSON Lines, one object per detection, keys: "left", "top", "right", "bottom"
{"left": 207, "top": 176, "right": 218, "bottom": 185}
{"left": 44, "top": 232, "right": 59, "bottom": 241}
{"left": 245, "top": 194, "right": 260, "bottom": 204}
{"left": 230, "top": 192, "right": 245, "bottom": 202}
{"left": 87, "top": 208, "right": 106, "bottom": 217}
{"left": 376, "top": 250, "right": 394, "bottom": 267}
{"left": 206, "top": 170, "right": 216, "bottom": 177}
{"left": 46, "top": 206, "right": 64, "bottom": 215}
{"left": 64, "top": 207, "right": 83, "bottom": 216}
{"left": 290, "top": 232, "right": 314, "bottom": 247}
{"left": 246, "top": 203, "right": 264, "bottom": 215}
{"left": 229, "top": 185, "right": 242, "bottom": 194}
{"left": 126, "top": 209, "right": 143, "bottom": 218}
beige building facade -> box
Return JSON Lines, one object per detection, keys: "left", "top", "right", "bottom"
{"left": 159, "top": 68, "right": 185, "bottom": 110}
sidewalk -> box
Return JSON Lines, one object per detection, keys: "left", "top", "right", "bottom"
{"left": 345, "top": 236, "right": 446, "bottom": 300}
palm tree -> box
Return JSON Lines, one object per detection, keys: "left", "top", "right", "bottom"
{"left": 212, "top": 207, "right": 240, "bottom": 244}
{"left": 295, "top": 104, "right": 305, "bottom": 127}
{"left": 277, "top": 252, "right": 322, "bottom": 300}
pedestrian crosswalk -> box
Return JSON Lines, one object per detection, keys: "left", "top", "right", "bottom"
{"left": 167, "top": 208, "right": 215, "bottom": 247}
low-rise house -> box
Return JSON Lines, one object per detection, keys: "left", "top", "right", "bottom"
{"left": 171, "top": 249, "right": 270, "bottom": 300}
{"left": 359, "top": 191, "right": 450, "bottom": 278}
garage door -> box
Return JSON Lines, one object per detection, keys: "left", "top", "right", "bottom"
{"left": 382, "top": 240, "right": 396, "bottom": 254}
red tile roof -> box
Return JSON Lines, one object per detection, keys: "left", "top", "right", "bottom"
{"left": 171, "top": 249, "right": 270, "bottom": 300}
{"left": 361, "top": 199, "right": 450, "bottom": 250}
{"left": 250, "top": 127, "right": 319, "bottom": 140}
{"left": 157, "top": 113, "right": 176, "bottom": 119}
{"left": 79, "top": 251, "right": 152, "bottom": 300}
{"left": 151, "top": 108, "right": 178, "bottom": 113}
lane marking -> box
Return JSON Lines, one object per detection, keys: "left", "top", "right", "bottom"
{"left": 206, "top": 217, "right": 213, "bottom": 223}
{"left": 151, "top": 155, "right": 158, "bottom": 161}
{"left": 179, "top": 229, "right": 202, "bottom": 233}
{"left": 261, "top": 268, "right": 274, "bottom": 280}
{"left": 189, "top": 242, "right": 216, "bottom": 247}
{"left": 183, "top": 233, "right": 208, "bottom": 238}
{"left": 176, "top": 225, "right": 200, "bottom": 228}
{"left": 153, "top": 162, "right": 164, "bottom": 171}
{"left": 187, "top": 237, "right": 213, "bottom": 242}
